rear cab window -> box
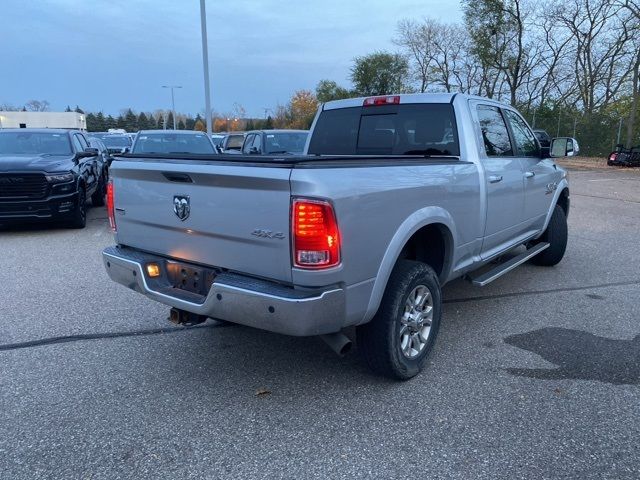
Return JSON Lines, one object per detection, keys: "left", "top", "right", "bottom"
{"left": 308, "top": 103, "right": 459, "bottom": 156}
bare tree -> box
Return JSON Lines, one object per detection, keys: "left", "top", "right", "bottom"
{"left": 0, "top": 103, "right": 19, "bottom": 111}
{"left": 558, "top": 0, "right": 634, "bottom": 114}
{"left": 616, "top": 0, "right": 640, "bottom": 146}
{"left": 394, "top": 19, "right": 441, "bottom": 92}
{"left": 24, "top": 100, "right": 50, "bottom": 112}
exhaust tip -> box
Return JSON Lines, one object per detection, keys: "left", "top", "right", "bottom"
{"left": 320, "top": 332, "right": 352, "bottom": 357}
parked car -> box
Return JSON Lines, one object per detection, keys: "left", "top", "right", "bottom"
{"left": 220, "top": 132, "right": 245, "bottom": 153}
{"left": 0, "top": 129, "right": 108, "bottom": 228}
{"left": 533, "top": 129, "right": 552, "bottom": 149}
{"left": 87, "top": 136, "right": 114, "bottom": 168}
{"left": 130, "top": 130, "right": 217, "bottom": 155}
{"left": 608, "top": 145, "right": 640, "bottom": 167}
{"left": 211, "top": 134, "right": 225, "bottom": 149}
{"left": 241, "top": 130, "right": 309, "bottom": 155}
{"left": 89, "top": 133, "right": 132, "bottom": 155}
{"left": 102, "top": 93, "right": 576, "bottom": 379}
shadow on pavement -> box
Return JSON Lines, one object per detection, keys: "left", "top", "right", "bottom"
{"left": 504, "top": 327, "right": 640, "bottom": 385}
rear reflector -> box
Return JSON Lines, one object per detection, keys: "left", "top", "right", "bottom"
{"left": 292, "top": 199, "right": 340, "bottom": 269}
{"left": 106, "top": 180, "right": 116, "bottom": 232}
{"left": 363, "top": 95, "right": 401, "bottom": 107}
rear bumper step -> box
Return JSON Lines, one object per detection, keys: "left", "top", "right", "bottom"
{"left": 468, "top": 242, "right": 550, "bottom": 287}
{"left": 102, "top": 246, "right": 345, "bottom": 336}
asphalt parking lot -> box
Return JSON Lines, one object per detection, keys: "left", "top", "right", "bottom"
{"left": 1, "top": 167, "right": 639, "bottom": 479}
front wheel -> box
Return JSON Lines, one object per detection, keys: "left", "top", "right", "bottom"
{"left": 357, "top": 260, "right": 442, "bottom": 380}
{"left": 68, "top": 188, "right": 87, "bottom": 229}
{"left": 530, "top": 204, "right": 567, "bottom": 266}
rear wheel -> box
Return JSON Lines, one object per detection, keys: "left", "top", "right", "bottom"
{"left": 530, "top": 205, "right": 567, "bottom": 266}
{"left": 357, "top": 260, "right": 442, "bottom": 380}
{"left": 68, "top": 187, "right": 87, "bottom": 229}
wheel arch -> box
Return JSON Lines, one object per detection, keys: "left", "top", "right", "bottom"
{"left": 363, "top": 206, "right": 455, "bottom": 324}
{"left": 540, "top": 179, "right": 570, "bottom": 233}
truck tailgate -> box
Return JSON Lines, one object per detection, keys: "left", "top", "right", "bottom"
{"left": 111, "top": 160, "right": 293, "bottom": 283}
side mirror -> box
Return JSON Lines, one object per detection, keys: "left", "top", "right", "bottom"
{"left": 550, "top": 137, "right": 580, "bottom": 158}
{"left": 76, "top": 148, "right": 99, "bottom": 159}
{"left": 121, "top": 147, "right": 130, "bottom": 154}
{"left": 249, "top": 146, "right": 260, "bottom": 154}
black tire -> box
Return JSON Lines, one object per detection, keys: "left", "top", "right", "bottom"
{"left": 69, "top": 187, "right": 87, "bottom": 229}
{"left": 530, "top": 205, "right": 567, "bottom": 266}
{"left": 357, "top": 260, "right": 442, "bottom": 380}
{"left": 91, "top": 175, "right": 106, "bottom": 207}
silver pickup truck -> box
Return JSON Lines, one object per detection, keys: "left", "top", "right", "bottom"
{"left": 103, "top": 93, "right": 575, "bottom": 379}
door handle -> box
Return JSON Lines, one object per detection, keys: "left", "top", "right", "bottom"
{"left": 488, "top": 175, "right": 503, "bottom": 183}
{"left": 524, "top": 171, "right": 535, "bottom": 178}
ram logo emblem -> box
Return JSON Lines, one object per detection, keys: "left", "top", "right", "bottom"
{"left": 173, "top": 195, "right": 190, "bottom": 221}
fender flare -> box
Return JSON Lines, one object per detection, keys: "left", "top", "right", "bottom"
{"left": 540, "top": 178, "right": 569, "bottom": 233}
{"left": 363, "top": 206, "right": 456, "bottom": 323}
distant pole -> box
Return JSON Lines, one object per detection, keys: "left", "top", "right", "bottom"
{"left": 162, "top": 85, "right": 182, "bottom": 130}
{"left": 200, "top": 0, "right": 212, "bottom": 135}
{"left": 616, "top": 118, "right": 623, "bottom": 145}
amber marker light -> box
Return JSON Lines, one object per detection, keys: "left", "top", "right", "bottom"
{"left": 146, "top": 263, "right": 161, "bottom": 277}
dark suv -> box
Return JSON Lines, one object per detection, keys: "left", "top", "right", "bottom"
{"left": 0, "top": 129, "right": 108, "bottom": 228}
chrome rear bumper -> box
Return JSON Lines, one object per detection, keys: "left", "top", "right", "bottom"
{"left": 102, "top": 246, "right": 345, "bottom": 336}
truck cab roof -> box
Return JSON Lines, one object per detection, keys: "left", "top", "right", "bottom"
{"left": 322, "top": 92, "right": 511, "bottom": 110}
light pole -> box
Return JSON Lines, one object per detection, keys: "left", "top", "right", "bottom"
{"left": 200, "top": 0, "right": 212, "bottom": 135}
{"left": 162, "top": 85, "right": 182, "bottom": 129}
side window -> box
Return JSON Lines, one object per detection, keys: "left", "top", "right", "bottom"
{"left": 75, "top": 134, "right": 89, "bottom": 150}
{"left": 504, "top": 110, "right": 539, "bottom": 157}
{"left": 242, "top": 134, "right": 254, "bottom": 154}
{"left": 251, "top": 134, "right": 262, "bottom": 152}
{"left": 71, "top": 135, "right": 84, "bottom": 152}
{"left": 476, "top": 105, "right": 513, "bottom": 157}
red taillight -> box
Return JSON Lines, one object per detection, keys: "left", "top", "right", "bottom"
{"left": 609, "top": 152, "right": 617, "bottom": 161}
{"left": 363, "top": 95, "right": 401, "bottom": 107}
{"left": 292, "top": 199, "right": 340, "bottom": 269}
{"left": 106, "top": 180, "right": 116, "bottom": 232}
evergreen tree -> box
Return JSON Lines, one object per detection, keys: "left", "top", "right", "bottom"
{"left": 245, "top": 119, "right": 255, "bottom": 131}
{"left": 85, "top": 113, "right": 98, "bottom": 131}
{"left": 65, "top": 105, "right": 72, "bottom": 112}
{"left": 124, "top": 109, "right": 137, "bottom": 132}
{"left": 106, "top": 115, "right": 117, "bottom": 129}
{"left": 264, "top": 115, "right": 274, "bottom": 129}
{"left": 137, "top": 112, "right": 150, "bottom": 130}
{"left": 116, "top": 115, "right": 126, "bottom": 129}
{"left": 185, "top": 116, "right": 196, "bottom": 130}
{"left": 155, "top": 114, "right": 164, "bottom": 130}
{"left": 166, "top": 112, "right": 175, "bottom": 130}
{"left": 74, "top": 105, "right": 84, "bottom": 114}
{"left": 178, "top": 119, "right": 186, "bottom": 130}
{"left": 94, "top": 112, "right": 106, "bottom": 131}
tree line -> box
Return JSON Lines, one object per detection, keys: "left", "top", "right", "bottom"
{"left": 309, "top": 0, "right": 640, "bottom": 155}
{"left": 3, "top": 0, "right": 637, "bottom": 155}
{"left": 252, "top": 0, "right": 640, "bottom": 155}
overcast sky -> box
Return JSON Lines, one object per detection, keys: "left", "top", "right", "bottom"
{"left": 1, "top": 0, "right": 463, "bottom": 117}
